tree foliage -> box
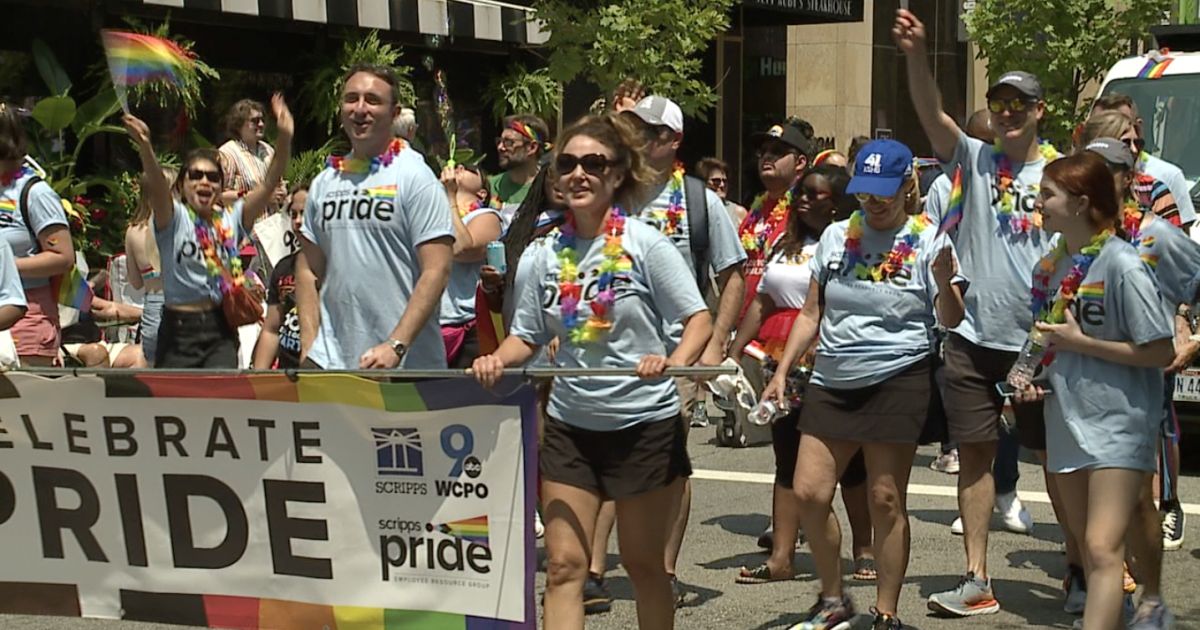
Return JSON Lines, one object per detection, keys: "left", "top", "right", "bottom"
{"left": 298, "top": 30, "right": 416, "bottom": 135}
{"left": 531, "top": 0, "right": 735, "bottom": 118}
{"left": 484, "top": 63, "right": 560, "bottom": 123}
{"left": 966, "top": 0, "right": 1171, "bottom": 145}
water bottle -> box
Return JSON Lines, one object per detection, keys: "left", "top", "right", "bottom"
{"left": 748, "top": 398, "right": 788, "bottom": 426}
{"left": 1007, "top": 328, "right": 1049, "bottom": 388}
{"left": 486, "top": 241, "right": 507, "bottom": 273}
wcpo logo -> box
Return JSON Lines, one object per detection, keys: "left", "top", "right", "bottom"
{"left": 435, "top": 424, "right": 489, "bottom": 500}
{"left": 380, "top": 515, "right": 492, "bottom": 579}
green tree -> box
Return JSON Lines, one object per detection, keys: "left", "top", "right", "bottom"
{"left": 532, "top": 0, "right": 735, "bottom": 118}
{"left": 484, "top": 63, "right": 561, "bottom": 123}
{"left": 966, "top": 0, "right": 1171, "bottom": 145}
{"left": 298, "top": 30, "right": 416, "bottom": 136}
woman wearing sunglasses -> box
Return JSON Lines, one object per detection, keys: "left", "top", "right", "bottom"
{"left": 763, "top": 140, "right": 965, "bottom": 630}
{"left": 439, "top": 162, "right": 503, "bottom": 368}
{"left": 123, "top": 93, "right": 293, "bottom": 368}
{"left": 1014, "top": 152, "right": 1174, "bottom": 630}
{"left": 473, "top": 113, "right": 712, "bottom": 630}
{"left": 726, "top": 165, "right": 877, "bottom": 585}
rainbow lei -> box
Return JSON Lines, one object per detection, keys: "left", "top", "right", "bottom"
{"left": 457, "top": 199, "right": 491, "bottom": 218}
{"left": 992, "top": 140, "right": 1059, "bottom": 234}
{"left": 187, "top": 206, "right": 244, "bottom": 294}
{"left": 0, "top": 164, "right": 32, "bottom": 187}
{"left": 740, "top": 191, "right": 791, "bottom": 252}
{"left": 1029, "top": 229, "right": 1112, "bottom": 325}
{"left": 650, "top": 161, "right": 686, "bottom": 236}
{"left": 326, "top": 139, "right": 406, "bottom": 174}
{"left": 553, "top": 207, "right": 633, "bottom": 345}
{"left": 844, "top": 210, "right": 932, "bottom": 282}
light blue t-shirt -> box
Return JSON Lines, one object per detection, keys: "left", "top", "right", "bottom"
{"left": 1134, "top": 212, "right": 1200, "bottom": 313}
{"left": 0, "top": 242, "right": 28, "bottom": 311}
{"left": 1040, "top": 237, "right": 1172, "bottom": 474}
{"left": 155, "top": 200, "right": 246, "bottom": 307}
{"left": 944, "top": 132, "right": 1054, "bottom": 351}
{"left": 440, "top": 207, "right": 504, "bottom": 326}
{"left": 509, "top": 218, "right": 708, "bottom": 431}
{"left": 301, "top": 148, "right": 455, "bottom": 369}
{"left": 924, "top": 173, "right": 952, "bottom": 224}
{"left": 0, "top": 168, "right": 68, "bottom": 289}
{"left": 1141, "top": 153, "right": 1196, "bottom": 226}
{"left": 808, "top": 214, "right": 962, "bottom": 389}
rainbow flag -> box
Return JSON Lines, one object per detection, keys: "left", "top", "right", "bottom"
{"left": 1137, "top": 56, "right": 1173, "bottom": 79}
{"left": 1078, "top": 281, "right": 1105, "bottom": 301}
{"left": 437, "top": 515, "right": 489, "bottom": 547}
{"left": 0, "top": 199, "right": 15, "bottom": 214}
{"left": 55, "top": 266, "right": 93, "bottom": 313}
{"left": 937, "top": 166, "right": 964, "bottom": 237}
{"left": 101, "top": 30, "right": 192, "bottom": 113}
{"left": 364, "top": 185, "right": 397, "bottom": 200}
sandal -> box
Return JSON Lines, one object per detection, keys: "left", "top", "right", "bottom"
{"left": 851, "top": 557, "right": 877, "bottom": 581}
{"left": 735, "top": 563, "right": 795, "bottom": 584}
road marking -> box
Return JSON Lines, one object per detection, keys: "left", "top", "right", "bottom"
{"left": 692, "top": 469, "right": 1200, "bottom": 516}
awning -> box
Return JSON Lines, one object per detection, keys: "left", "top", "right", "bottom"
{"left": 137, "top": 0, "right": 549, "bottom": 44}
{"left": 741, "top": 0, "right": 864, "bottom": 25}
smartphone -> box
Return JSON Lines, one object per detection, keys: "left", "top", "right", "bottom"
{"left": 995, "top": 381, "right": 1053, "bottom": 399}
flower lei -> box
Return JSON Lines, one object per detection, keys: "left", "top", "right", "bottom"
{"left": 844, "top": 211, "right": 932, "bottom": 282}
{"left": 1122, "top": 198, "right": 1146, "bottom": 243}
{"left": 326, "top": 139, "right": 406, "bottom": 174}
{"left": 740, "top": 191, "right": 791, "bottom": 252}
{"left": 1029, "top": 229, "right": 1112, "bottom": 326}
{"left": 457, "top": 199, "right": 489, "bottom": 218}
{"left": 0, "top": 164, "right": 32, "bottom": 187}
{"left": 650, "top": 161, "right": 686, "bottom": 236}
{"left": 554, "top": 207, "right": 633, "bottom": 345}
{"left": 992, "top": 141, "right": 1059, "bottom": 234}
{"left": 187, "top": 206, "right": 244, "bottom": 294}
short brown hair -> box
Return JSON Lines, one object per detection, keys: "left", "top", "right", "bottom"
{"left": 173, "top": 148, "right": 224, "bottom": 196}
{"left": 555, "top": 113, "right": 656, "bottom": 210}
{"left": 223, "top": 98, "right": 266, "bottom": 142}
{"left": 0, "top": 103, "right": 27, "bottom": 162}
{"left": 1093, "top": 92, "right": 1137, "bottom": 115}
{"left": 342, "top": 63, "right": 400, "bottom": 107}
{"left": 695, "top": 157, "right": 728, "bottom": 179}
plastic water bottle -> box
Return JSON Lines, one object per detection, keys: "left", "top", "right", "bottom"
{"left": 748, "top": 399, "right": 788, "bottom": 426}
{"left": 486, "top": 241, "right": 507, "bottom": 273}
{"left": 1007, "top": 328, "right": 1049, "bottom": 388}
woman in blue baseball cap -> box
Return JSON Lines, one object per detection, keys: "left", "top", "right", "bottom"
{"left": 763, "top": 139, "right": 967, "bottom": 630}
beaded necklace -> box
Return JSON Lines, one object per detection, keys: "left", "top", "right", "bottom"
{"left": 326, "top": 139, "right": 406, "bottom": 174}
{"left": 186, "top": 206, "right": 243, "bottom": 294}
{"left": 0, "top": 164, "right": 32, "bottom": 187}
{"left": 650, "top": 161, "right": 686, "bottom": 236}
{"left": 844, "top": 210, "right": 932, "bottom": 282}
{"left": 1029, "top": 229, "right": 1112, "bottom": 325}
{"left": 992, "top": 141, "right": 1059, "bottom": 234}
{"left": 553, "top": 207, "right": 632, "bottom": 345}
{"left": 740, "top": 191, "right": 791, "bottom": 253}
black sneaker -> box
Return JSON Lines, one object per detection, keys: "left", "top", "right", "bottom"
{"left": 871, "top": 608, "right": 904, "bottom": 629}
{"left": 1162, "top": 501, "right": 1185, "bottom": 551}
{"left": 582, "top": 574, "right": 612, "bottom": 615}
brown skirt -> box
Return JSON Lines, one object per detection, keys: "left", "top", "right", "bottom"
{"left": 798, "top": 357, "right": 946, "bottom": 444}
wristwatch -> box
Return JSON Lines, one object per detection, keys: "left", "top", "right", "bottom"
{"left": 387, "top": 339, "right": 408, "bottom": 359}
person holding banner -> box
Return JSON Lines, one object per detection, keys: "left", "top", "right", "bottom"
{"left": 1013, "top": 152, "right": 1175, "bottom": 630}
{"left": 761, "top": 140, "right": 964, "bottom": 630}
{"left": 123, "top": 93, "right": 293, "bottom": 368}
{"left": 295, "top": 64, "right": 454, "bottom": 370}
{"left": 253, "top": 185, "right": 306, "bottom": 369}
{"left": 125, "top": 166, "right": 175, "bottom": 364}
{"left": 0, "top": 103, "right": 76, "bottom": 366}
{"left": 473, "top": 112, "right": 712, "bottom": 630}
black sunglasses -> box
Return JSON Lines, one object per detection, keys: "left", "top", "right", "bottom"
{"left": 555, "top": 153, "right": 613, "bottom": 177}
{"left": 186, "top": 168, "right": 221, "bottom": 184}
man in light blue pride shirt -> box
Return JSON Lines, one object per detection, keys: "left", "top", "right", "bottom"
{"left": 898, "top": 8, "right": 1054, "bottom": 617}
{"left": 296, "top": 65, "right": 454, "bottom": 370}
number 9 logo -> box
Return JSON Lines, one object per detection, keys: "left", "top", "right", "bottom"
{"left": 441, "top": 424, "right": 474, "bottom": 477}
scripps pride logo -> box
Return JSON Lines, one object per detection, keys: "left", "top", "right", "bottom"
{"left": 380, "top": 515, "right": 492, "bottom": 579}
{"left": 319, "top": 185, "right": 396, "bottom": 228}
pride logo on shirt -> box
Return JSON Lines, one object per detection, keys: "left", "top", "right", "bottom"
{"left": 1078, "top": 281, "right": 1105, "bottom": 301}
{"left": 318, "top": 185, "right": 397, "bottom": 228}
{"left": 0, "top": 199, "right": 15, "bottom": 214}
{"left": 363, "top": 185, "right": 397, "bottom": 200}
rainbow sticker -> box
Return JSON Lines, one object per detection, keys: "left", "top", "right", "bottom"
{"left": 1137, "top": 57, "right": 1174, "bottom": 79}
{"left": 0, "top": 199, "right": 15, "bottom": 214}
{"left": 438, "top": 515, "right": 490, "bottom": 547}
{"left": 364, "top": 185, "right": 397, "bottom": 200}
{"left": 1078, "top": 281, "right": 1105, "bottom": 301}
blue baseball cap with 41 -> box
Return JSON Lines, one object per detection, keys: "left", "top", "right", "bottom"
{"left": 847, "top": 139, "right": 914, "bottom": 197}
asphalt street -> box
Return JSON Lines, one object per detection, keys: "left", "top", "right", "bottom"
{"left": 4, "top": 421, "right": 1199, "bottom": 629}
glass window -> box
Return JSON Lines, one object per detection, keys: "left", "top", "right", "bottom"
{"left": 1106, "top": 76, "right": 1200, "bottom": 184}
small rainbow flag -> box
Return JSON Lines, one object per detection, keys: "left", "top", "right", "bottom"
{"left": 101, "top": 30, "right": 193, "bottom": 113}
{"left": 364, "top": 185, "right": 397, "bottom": 200}
{"left": 0, "top": 199, "right": 15, "bottom": 214}
{"left": 54, "top": 266, "right": 93, "bottom": 313}
{"left": 1078, "top": 281, "right": 1105, "bottom": 301}
{"left": 937, "top": 166, "right": 964, "bottom": 237}
{"left": 1137, "top": 56, "right": 1173, "bottom": 79}
{"left": 437, "top": 515, "right": 489, "bottom": 547}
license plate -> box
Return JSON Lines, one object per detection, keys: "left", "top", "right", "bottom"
{"left": 1174, "top": 370, "right": 1200, "bottom": 402}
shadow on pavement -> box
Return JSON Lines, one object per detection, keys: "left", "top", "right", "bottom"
{"left": 701, "top": 512, "right": 771, "bottom": 537}
{"left": 908, "top": 507, "right": 959, "bottom": 528}
{"left": 1006, "top": 548, "right": 1066, "bottom": 580}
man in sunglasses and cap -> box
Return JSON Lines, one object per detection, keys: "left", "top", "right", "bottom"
{"left": 897, "top": 8, "right": 1058, "bottom": 618}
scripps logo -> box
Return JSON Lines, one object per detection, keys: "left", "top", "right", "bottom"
{"left": 434, "top": 425, "right": 488, "bottom": 500}
{"left": 374, "top": 427, "right": 423, "bottom": 476}
{"left": 380, "top": 515, "right": 492, "bottom": 579}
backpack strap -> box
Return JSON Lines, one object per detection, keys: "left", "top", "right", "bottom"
{"left": 683, "top": 175, "right": 709, "bottom": 288}
{"left": 18, "top": 176, "right": 42, "bottom": 251}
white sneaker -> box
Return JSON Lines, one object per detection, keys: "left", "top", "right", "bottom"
{"left": 950, "top": 516, "right": 964, "bottom": 535}
{"left": 534, "top": 510, "right": 545, "bottom": 539}
{"left": 995, "top": 491, "right": 1033, "bottom": 534}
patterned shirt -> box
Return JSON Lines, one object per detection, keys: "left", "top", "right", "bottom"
{"left": 218, "top": 139, "right": 275, "bottom": 196}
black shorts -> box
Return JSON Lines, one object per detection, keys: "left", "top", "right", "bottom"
{"left": 773, "top": 410, "right": 868, "bottom": 490}
{"left": 800, "top": 358, "right": 946, "bottom": 445}
{"left": 541, "top": 415, "right": 692, "bottom": 500}
{"left": 155, "top": 308, "right": 239, "bottom": 369}
{"left": 943, "top": 333, "right": 1045, "bottom": 446}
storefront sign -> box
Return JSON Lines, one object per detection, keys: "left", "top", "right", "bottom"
{"left": 743, "top": 0, "right": 864, "bottom": 22}
{"left": 0, "top": 373, "right": 535, "bottom": 628}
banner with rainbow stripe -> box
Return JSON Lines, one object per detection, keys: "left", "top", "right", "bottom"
{"left": 0, "top": 372, "right": 537, "bottom": 629}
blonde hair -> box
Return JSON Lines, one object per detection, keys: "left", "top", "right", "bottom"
{"left": 554, "top": 112, "right": 657, "bottom": 210}
{"left": 132, "top": 166, "right": 178, "bottom": 226}
{"left": 1079, "top": 110, "right": 1135, "bottom": 148}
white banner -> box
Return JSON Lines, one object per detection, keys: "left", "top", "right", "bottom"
{"left": 0, "top": 373, "right": 535, "bottom": 628}
{"left": 252, "top": 212, "right": 301, "bottom": 268}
